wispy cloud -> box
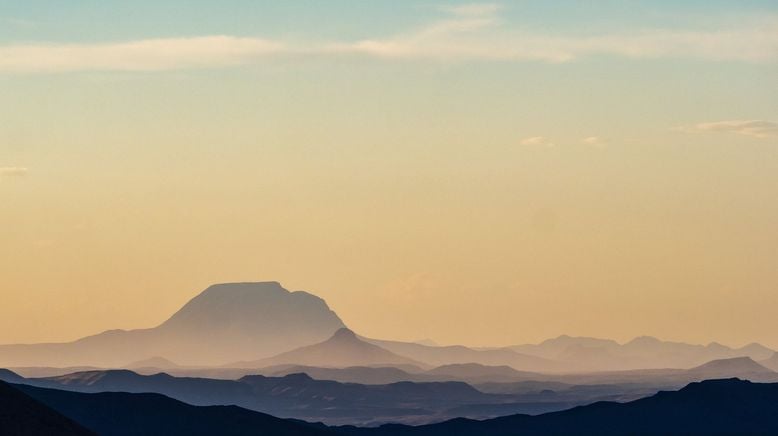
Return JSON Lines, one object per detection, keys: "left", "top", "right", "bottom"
{"left": 520, "top": 136, "right": 555, "bottom": 147}
{"left": 0, "top": 36, "right": 283, "bottom": 73}
{"left": 0, "top": 167, "right": 29, "bottom": 177}
{"left": 679, "top": 120, "right": 778, "bottom": 138}
{"left": 332, "top": 6, "right": 778, "bottom": 63}
{"left": 582, "top": 136, "right": 608, "bottom": 148}
{"left": 0, "top": 5, "right": 776, "bottom": 73}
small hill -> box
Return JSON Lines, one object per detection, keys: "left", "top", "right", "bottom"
{"left": 0, "top": 381, "right": 95, "bottom": 436}
{"left": 426, "top": 363, "right": 541, "bottom": 383}
{"left": 761, "top": 353, "right": 778, "bottom": 372}
{"left": 263, "top": 365, "right": 422, "bottom": 384}
{"left": 242, "top": 328, "right": 423, "bottom": 368}
{"left": 126, "top": 356, "right": 179, "bottom": 369}
{"left": 686, "top": 357, "right": 776, "bottom": 381}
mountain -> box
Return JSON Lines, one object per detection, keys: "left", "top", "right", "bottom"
{"left": 762, "top": 353, "right": 778, "bottom": 372}
{"left": 0, "top": 282, "right": 346, "bottom": 367}
{"left": 426, "top": 363, "right": 543, "bottom": 383}
{"left": 15, "top": 383, "right": 335, "bottom": 436}
{"left": 17, "top": 368, "right": 524, "bottom": 426}
{"left": 126, "top": 356, "right": 179, "bottom": 370}
{"left": 511, "top": 335, "right": 776, "bottom": 371}
{"left": 365, "top": 338, "right": 558, "bottom": 372}
{"left": 685, "top": 357, "right": 776, "bottom": 381}
{"left": 0, "top": 368, "right": 25, "bottom": 383}
{"left": 341, "top": 378, "right": 778, "bottom": 435}
{"left": 0, "top": 381, "right": 95, "bottom": 436}
{"left": 16, "top": 377, "right": 778, "bottom": 435}
{"left": 238, "top": 328, "right": 424, "bottom": 369}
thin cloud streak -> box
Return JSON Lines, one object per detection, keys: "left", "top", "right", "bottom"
{"left": 520, "top": 136, "right": 555, "bottom": 147}
{"left": 679, "top": 120, "right": 778, "bottom": 138}
{"left": 0, "top": 167, "right": 29, "bottom": 176}
{"left": 0, "top": 36, "right": 283, "bottom": 73}
{"left": 0, "top": 5, "right": 776, "bottom": 73}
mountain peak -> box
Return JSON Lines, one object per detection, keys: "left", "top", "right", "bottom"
{"left": 331, "top": 328, "right": 358, "bottom": 341}
{"left": 252, "top": 328, "right": 423, "bottom": 368}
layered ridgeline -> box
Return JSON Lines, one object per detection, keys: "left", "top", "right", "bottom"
{"left": 8, "top": 377, "right": 778, "bottom": 435}
{"left": 0, "top": 282, "right": 345, "bottom": 367}
{"left": 510, "top": 334, "right": 776, "bottom": 371}
{"left": 1, "top": 281, "right": 775, "bottom": 371}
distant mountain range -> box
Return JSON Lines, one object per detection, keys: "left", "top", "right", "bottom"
{"left": 511, "top": 334, "right": 776, "bottom": 371}
{"left": 0, "top": 282, "right": 346, "bottom": 367}
{"left": 7, "top": 378, "right": 778, "bottom": 435}
{"left": 0, "top": 281, "right": 775, "bottom": 373}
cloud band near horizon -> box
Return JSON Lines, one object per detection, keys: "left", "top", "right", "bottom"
{"left": 1, "top": 6, "right": 777, "bottom": 73}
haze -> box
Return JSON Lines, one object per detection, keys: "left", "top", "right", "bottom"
{"left": 1, "top": 1, "right": 777, "bottom": 349}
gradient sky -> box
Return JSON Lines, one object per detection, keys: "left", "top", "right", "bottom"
{"left": 1, "top": 1, "right": 777, "bottom": 349}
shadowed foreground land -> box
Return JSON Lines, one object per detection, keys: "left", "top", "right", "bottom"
{"left": 5, "top": 378, "right": 778, "bottom": 436}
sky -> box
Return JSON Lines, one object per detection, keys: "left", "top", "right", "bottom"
{"left": 1, "top": 1, "right": 777, "bottom": 349}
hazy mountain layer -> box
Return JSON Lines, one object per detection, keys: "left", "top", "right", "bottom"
{"left": 512, "top": 334, "right": 776, "bottom": 371}
{"left": 232, "top": 328, "right": 424, "bottom": 369}
{"left": 0, "top": 282, "right": 345, "bottom": 367}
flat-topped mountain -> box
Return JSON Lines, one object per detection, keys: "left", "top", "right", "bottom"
{"left": 236, "top": 328, "right": 424, "bottom": 369}
{"left": 0, "top": 282, "right": 346, "bottom": 367}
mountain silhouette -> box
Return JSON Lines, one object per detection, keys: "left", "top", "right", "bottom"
{"left": 684, "top": 356, "right": 776, "bottom": 382}
{"left": 762, "top": 352, "right": 778, "bottom": 372}
{"left": 341, "top": 378, "right": 778, "bottom": 435}
{"left": 259, "top": 364, "right": 425, "bottom": 384}
{"left": 0, "top": 381, "right": 95, "bottom": 436}
{"left": 12, "top": 376, "right": 778, "bottom": 435}
{"left": 365, "top": 338, "right": 557, "bottom": 372}
{"left": 512, "top": 335, "right": 776, "bottom": 371}
{"left": 126, "top": 356, "right": 179, "bottom": 370}
{"left": 237, "top": 328, "right": 424, "bottom": 368}
{"left": 12, "top": 368, "right": 517, "bottom": 426}
{"left": 426, "top": 363, "right": 543, "bottom": 383}
{"left": 15, "top": 382, "right": 335, "bottom": 436}
{"left": 0, "top": 282, "right": 345, "bottom": 366}
{"left": 0, "top": 368, "right": 25, "bottom": 384}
